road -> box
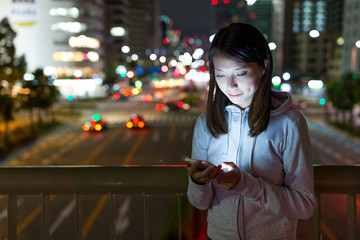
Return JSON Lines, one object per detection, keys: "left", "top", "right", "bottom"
{"left": 0, "top": 94, "right": 199, "bottom": 240}
{"left": 0, "top": 97, "right": 360, "bottom": 239}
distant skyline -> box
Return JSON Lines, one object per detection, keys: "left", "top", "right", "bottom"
{"left": 159, "top": 0, "right": 214, "bottom": 37}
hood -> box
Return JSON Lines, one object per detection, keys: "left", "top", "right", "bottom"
{"left": 270, "top": 91, "right": 292, "bottom": 116}
{"left": 221, "top": 91, "right": 292, "bottom": 164}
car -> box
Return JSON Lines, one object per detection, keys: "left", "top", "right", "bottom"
{"left": 291, "top": 100, "right": 307, "bottom": 109}
{"left": 155, "top": 100, "right": 190, "bottom": 112}
{"left": 126, "top": 114, "right": 146, "bottom": 129}
{"left": 82, "top": 114, "right": 107, "bottom": 132}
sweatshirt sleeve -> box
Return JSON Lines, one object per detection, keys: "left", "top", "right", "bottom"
{"left": 233, "top": 113, "right": 316, "bottom": 219}
{"left": 186, "top": 115, "right": 214, "bottom": 210}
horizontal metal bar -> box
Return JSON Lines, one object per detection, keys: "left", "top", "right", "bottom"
{"left": 0, "top": 165, "right": 188, "bottom": 195}
{"left": 0, "top": 165, "right": 359, "bottom": 195}
{"left": 313, "top": 165, "right": 360, "bottom": 194}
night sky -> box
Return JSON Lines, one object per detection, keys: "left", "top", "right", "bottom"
{"left": 159, "top": 0, "right": 214, "bottom": 37}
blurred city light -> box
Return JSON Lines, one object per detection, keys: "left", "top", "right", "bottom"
{"left": 319, "top": 98, "right": 326, "bottom": 105}
{"left": 159, "top": 56, "right": 166, "bottom": 63}
{"left": 135, "top": 80, "right": 142, "bottom": 89}
{"left": 337, "top": 37, "right": 344, "bottom": 46}
{"left": 282, "top": 72, "right": 291, "bottom": 80}
{"left": 121, "top": 45, "right": 130, "bottom": 54}
{"left": 87, "top": 51, "right": 99, "bottom": 62}
{"left": 192, "top": 48, "right": 204, "bottom": 59}
{"left": 49, "top": 7, "right": 79, "bottom": 18}
{"left": 268, "top": 42, "right": 276, "bottom": 50}
{"left": 110, "top": 27, "right": 126, "bottom": 37}
{"left": 308, "top": 80, "right": 324, "bottom": 89}
{"left": 149, "top": 53, "right": 157, "bottom": 61}
{"left": 51, "top": 22, "right": 85, "bottom": 33}
{"left": 280, "top": 83, "right": 291, "bottom": 92}
{"left": 356, "top": 40, "right": 360, "bottom": 48}
{"left": 93, "top": 114, "right": 101, "bottom": 121}
{"left": 246, "top": 0, "right": 257, "bottom": 6}
{"left": 161, "top": 65, "right": 168, "bottom": 73}
{"left": 69, "top": 35, "right": 100, "bottom": 49}
{"left": 116, "top": 65, "right": 127, "bottom": 77}
{"left": 169, "top": 59, "right": 177, "bottom": 67}
{"left": 24, "top": 73, "right": 35, "bottom": 81}
{"left": 127, "top": 70, "right": 135, "bottom": 78}
{"left": 130, "top": 54, "right": 139, "bottom": 61}
{"left": 309, "top": 30, "right": 320, "bottom": 38}
{"left": 272, "top": 76, "right": 281, "bottom": 87}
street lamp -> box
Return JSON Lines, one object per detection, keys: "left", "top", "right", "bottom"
{"left": 351, "top": 40, "right": 360, "bottom": 71}
{"left": 268, "top": 42, "right": 276, "bottom": 51}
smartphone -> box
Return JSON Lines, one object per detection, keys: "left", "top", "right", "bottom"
{"left": 220, "top": 162, "right": 233, "bottom": 172}
{"left": 182, "top": 157, "right": 212, "bottom": 170}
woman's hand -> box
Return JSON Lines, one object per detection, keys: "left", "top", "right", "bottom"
{"left": 186, "top": 161, "right": 222, "bottom": 185}
{"left": 216, "top": 162, "right": 241, "bottom": 190}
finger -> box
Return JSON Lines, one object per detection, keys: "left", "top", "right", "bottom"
{"left": 208, "top": 167, "right": 223, "bottom": 180}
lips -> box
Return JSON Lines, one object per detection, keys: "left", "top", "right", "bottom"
{"left": 228, "top": 93, "right": 242, "bottom": 98}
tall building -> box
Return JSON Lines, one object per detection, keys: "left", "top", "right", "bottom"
{"left": 0, "top": 0, "right": 106, "bottom": 98}
{"left": 103, "top": 0, "right": 130, "bottom": 65}
{"left": 341, "top": 0, "right": 360, "bottom": 73}
{"left": 246, "top": 0, "right": 272, "bottom": 41}
{"left": 271, "top": 0, "right": 286, "bottom": 76}
{"left": 283, "top": 0, "right": 344, "bottom": 82}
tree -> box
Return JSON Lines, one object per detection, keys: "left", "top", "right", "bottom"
{"left": 17, "top": 69, "right": 59, "bottom": 128}
{"left": 326, "top": 72, "right": 360, "bottom": 126}
{"left": 0, "top": 17, "right": 27, "bottom": 145}
{"left": 0, "top": 86, "right": 14, "bottom": 146}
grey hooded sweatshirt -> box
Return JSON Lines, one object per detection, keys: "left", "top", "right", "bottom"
{"left": 187, "top": 92, "right": 315, "bottom": 240}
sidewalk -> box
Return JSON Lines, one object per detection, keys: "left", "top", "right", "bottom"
{"left": 300, "top": 107, "right": 360, "bottom": 149}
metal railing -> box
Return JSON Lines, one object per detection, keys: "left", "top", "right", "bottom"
{"left": 0, "top": 165, "right": 188, "bottom": 240}
{"left": 0, "top": 165, "right": 358, "bottom": 240}
{"left": 313, "top": 164, "right": 359, "bottom": 240}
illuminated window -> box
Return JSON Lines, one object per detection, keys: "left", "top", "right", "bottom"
{"left": 69, "top": 35, "right": 100, "bottom": 49}
{"left": 49, "top": 8, "right": 79, "bottom": 18}
{"left": 51, "top": 22, "right": 86, "bottom": 33}
{"left": 53, "top": 51, "right": 84, "bottom": 62}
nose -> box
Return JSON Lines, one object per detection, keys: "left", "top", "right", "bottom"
{"left": 228, "top": 74, "right": 238, "bottom": 88}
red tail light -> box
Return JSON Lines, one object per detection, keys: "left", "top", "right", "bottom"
{"left": 177, "top": 101, "right": 184, "bottom": 108}
{"left": 94, "top": 124, "right": 102, "bottom": 131}
{"left": 82, "top": 124, "right": 90, "bottom": 131}
{"left": 156, "top": 103, "right": 164, "bottom": 110}
{"left": 133, "top": 117, "right": 140, "bottom": 124}
{"left": 126, "top": 121, "right": 134, "bottom": 128}
{"left": 138, "top": 121, "right": 145, "bottom": 128}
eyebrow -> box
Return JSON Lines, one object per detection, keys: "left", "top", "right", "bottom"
{"left": 215, "top": 67, "right": 244, "bottom": 71}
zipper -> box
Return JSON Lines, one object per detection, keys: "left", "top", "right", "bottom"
{"left": 237, "top": 110, "right": 246, "bottom": 239}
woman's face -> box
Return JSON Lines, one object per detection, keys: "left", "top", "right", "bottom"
{"left": 213, "top": 52, "right": 265, "bottom": 109}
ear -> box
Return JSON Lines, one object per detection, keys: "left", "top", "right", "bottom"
{"left": 261, "top": 59, "right": 268, "bottom": 76}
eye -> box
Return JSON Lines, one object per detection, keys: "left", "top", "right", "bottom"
{"left": 216, "top": 74, "right": 225, "bottom": 77}
{"left": 236, "top": 72, "right": 246, "bottom": 77}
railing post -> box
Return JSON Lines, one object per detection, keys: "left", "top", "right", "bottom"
{"left": 143, "top": 193, "right": 149, "bottom": 240}
{"left": 41, "top": 194, "right": 50, "bottom": 240}
{"left": 8, "top": 194, "right": 17, "bottom": 240}
{"left": 313, "top": 194, "right": 321, "bottom": 240}
{"left": 109, "top": 193, "right": 116, "bottom": 240}
{"left": 75, "top": 194, "right": 82, "bottom": 240}
{"left": 346, "top": 194, "right": 356, "bottom": 240}
{"left": 177, "top": 193, "right": 183, "bottom": 240}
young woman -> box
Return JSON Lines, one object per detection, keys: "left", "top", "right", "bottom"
{"left": 185, "top": 23, "right": 315, "bottom": 240}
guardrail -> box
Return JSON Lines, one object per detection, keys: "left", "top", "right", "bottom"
{"left": 313, "top": 164, "right": 359, "bottom": 240}
{"left": 0, "top": 165, "right": 358, "bottom": 240}
{"left": 0, "top": 165, "right": 189, "bottom": 240}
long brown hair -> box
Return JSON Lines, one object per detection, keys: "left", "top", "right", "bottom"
{"left": 206, "top": 23, "right": 273, "bottom": 138}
